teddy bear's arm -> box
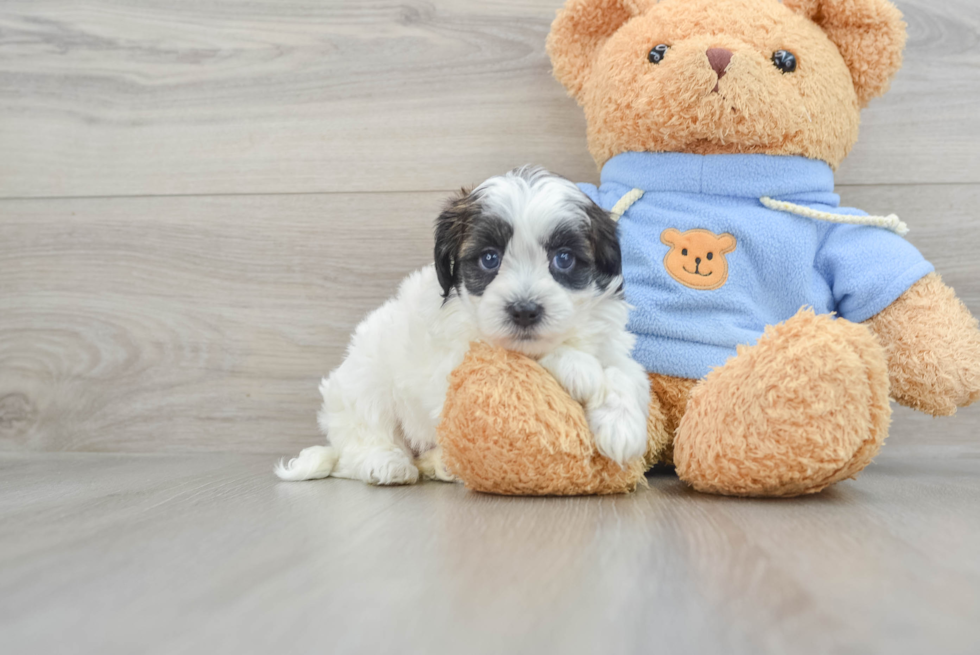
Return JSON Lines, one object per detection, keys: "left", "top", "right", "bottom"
{"left": 864, "top": 273, "right": 980, "bottom": 416}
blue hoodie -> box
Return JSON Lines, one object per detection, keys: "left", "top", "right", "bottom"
{"left": 579, "top": 152, "right": 934, "bottom": 380}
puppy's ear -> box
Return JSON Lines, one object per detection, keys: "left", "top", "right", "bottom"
{"left": 784, "top": 0, "right": 906, "bottom": 106}
{"left": 547, "top": 0, "right": 652, "bottom": 102}
{"left": 433, "top": 188, "right": 475, "bottom": 298}
{"left": 584, "top": 201, "right": 622, "bottom": 285}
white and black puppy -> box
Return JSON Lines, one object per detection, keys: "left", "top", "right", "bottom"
{"left": 276, "top": 167, "right": 650, "bottom": 485}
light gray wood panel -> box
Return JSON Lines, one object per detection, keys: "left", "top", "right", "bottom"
{"left": 0, "top": 0, "right": 978, "bottom": 199}
{"left": 2, "top": 184, "right": 979, "bottom": 454}
{"left": 0, "top": 191, "right": 441, "bottom": 453}
{"left": 1, "top": 450, "right": 979, "bottom": 655}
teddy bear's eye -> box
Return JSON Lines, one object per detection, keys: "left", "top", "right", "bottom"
{"left": 707, "top": 252, "right": 713, "bottom": 260}
{"left": 648, "top": 44, "right": 670, "bottom": 64}
{"left": 772, "top": 50, "right": 798, "bottom": 73}
{"left": 681, "top": 248, "right": 688, "bottom": 256}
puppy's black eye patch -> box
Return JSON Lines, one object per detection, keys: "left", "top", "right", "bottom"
{"left": 462, "top": 216, "right": 512, "bottom": 257}
{"left": 458, "top": 216, "right": 512, "bottom": 296}
{"left": 545, "top": 222, "right": 594, "bottom": 290}
{"left": 544, "top": 223, "right": 589, "bottom": 254}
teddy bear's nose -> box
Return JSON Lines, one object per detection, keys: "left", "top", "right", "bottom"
{"left": 706, "top": 48, "right": 733, "bottom": 78}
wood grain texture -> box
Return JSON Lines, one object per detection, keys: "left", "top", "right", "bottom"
{"left": 0, "top": 191, "right": 440, "bottom": 453}
{"left": 2, "top": 184, "right": 979, "bottom": 454}
{"left": 1, "top": 450, "right": 979, "bottom": 655}
{"left": 0, "top": 0, "right": 978, "bottom": 199}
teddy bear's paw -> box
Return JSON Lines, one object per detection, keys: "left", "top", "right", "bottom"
{"left": 538, "top": 347, "right": 605, "bottom": 405}
{"left": 865, "top": 273, "right": 980, "bottom": 416}
{"left": 901, "top": 361, "right": 980, "bottom": 417}
{"left": 587, "top": 368, "right": 649, "bottom": 466}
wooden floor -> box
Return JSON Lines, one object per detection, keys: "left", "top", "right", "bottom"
{"left": 2, "top": 1, "right": 980, "bottom": 652}
{"left": 2, "top": 447, "right": 980, "bottom": 655}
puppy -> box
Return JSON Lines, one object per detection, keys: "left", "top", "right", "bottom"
{"left": 276, "top": 167, "right": 650, "bottom": 485}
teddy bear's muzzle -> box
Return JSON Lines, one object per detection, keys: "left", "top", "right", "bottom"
{"left": 706, "top": 48, "right": 733, "bottom": 92}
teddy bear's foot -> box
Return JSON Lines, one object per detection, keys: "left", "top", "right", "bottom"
{"left": 673, "top": 308, "right": 892, "bottom": 497}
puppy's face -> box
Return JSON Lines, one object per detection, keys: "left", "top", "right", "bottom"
{"left": 434, "top": 167, "right": 622, "bottom": 357}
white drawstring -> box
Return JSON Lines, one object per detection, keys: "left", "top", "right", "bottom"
{"left": 759, "top": 196, "right": 909, "bottom": 236}
{"left": 609, "top": 188, "right": 644, "bottom": 221}
{"left": 609, "top": 188, "right": 909, "bottom": 237}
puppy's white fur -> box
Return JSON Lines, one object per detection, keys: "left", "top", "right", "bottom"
{"left": 276, "top": 168, "right": 650, "bottom": 485}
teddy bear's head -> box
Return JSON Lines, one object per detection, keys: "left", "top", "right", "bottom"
{"left": 546, "top": 0, "right": 906, "bottom": 169}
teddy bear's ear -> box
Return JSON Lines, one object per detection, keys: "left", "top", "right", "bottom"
{"left": 547, "top": 0, "right": 653, "bottom": 101}
{"left": 717, "top": 233, "right": 737, "bottom": 254}
{"left": 783, "top": 0, "right": 906, "bottom": 106}
{"left": 660, "top": 227, "right": 680, "bottom": 246}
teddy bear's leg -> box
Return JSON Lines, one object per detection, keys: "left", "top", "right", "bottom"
{"left": 672, "top": 308, "right": 891, "bottom": 497}
{"left": 647, "top": 373, "right": 697, "bottom": 467}
{"left": 864, "top": 273, "right": 980, "bottom": 416}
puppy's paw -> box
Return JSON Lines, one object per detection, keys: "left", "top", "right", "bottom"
{"left": 362, "top": 450, "right": 420, "bottom": 485}
{"left": 415, "top": 446, "right": 457, "bottom": 483}
{"left": 588, "top": 370, "right": 649, "bottom": 466}
{"left": 589, "top": 401, "right": 648, "bottom": 466}
{"left": 539, "top": 348, "right": 605, "bottom": 404}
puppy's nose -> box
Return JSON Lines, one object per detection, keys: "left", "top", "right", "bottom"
{"left": 706, "top": 48, "right": 733, "bottom": 78}
{"left": 507, "top": 301, "right": 544, "bottom": 328}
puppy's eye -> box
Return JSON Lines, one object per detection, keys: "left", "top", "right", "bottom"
{"left": 706, "top": 252, "right": 713, "bottom": 260}
{"left": 772, "top": 50, "right": 797, "bottom": 73}
{"left": 681, "top": 248, "right": 688, "bottom": 256}
{"left": 479, "top": 249, "right": 500, "bottom": 272}
{"left": 648, "top": 44, "right": 670, "bottom": 64}
{"left": 552, "top": 250, "right": 576, "bottom": 271}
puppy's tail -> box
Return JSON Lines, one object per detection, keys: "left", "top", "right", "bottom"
{"left": 274, "top": 445, "right": 339, "bottom": 481}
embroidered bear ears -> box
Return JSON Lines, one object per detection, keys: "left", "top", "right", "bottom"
{"left": 547, "top": 0, "right": 906, "bottom": 108}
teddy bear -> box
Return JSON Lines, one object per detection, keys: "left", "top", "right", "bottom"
{"left": 437, "top": 0, "right": 980, "bottom": 497}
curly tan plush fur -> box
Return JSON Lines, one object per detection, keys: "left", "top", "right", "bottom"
{"left": 648, "top": 373, "right": 697, "bottom": 467}
{"left": 439, "top": 342, "right": 647, "bottom": 495}
{"left": 865, "top": 273, "right": 980, "bottom": 416}
{"left": 673, "top": 308, "right": 892, "bottom": 496}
